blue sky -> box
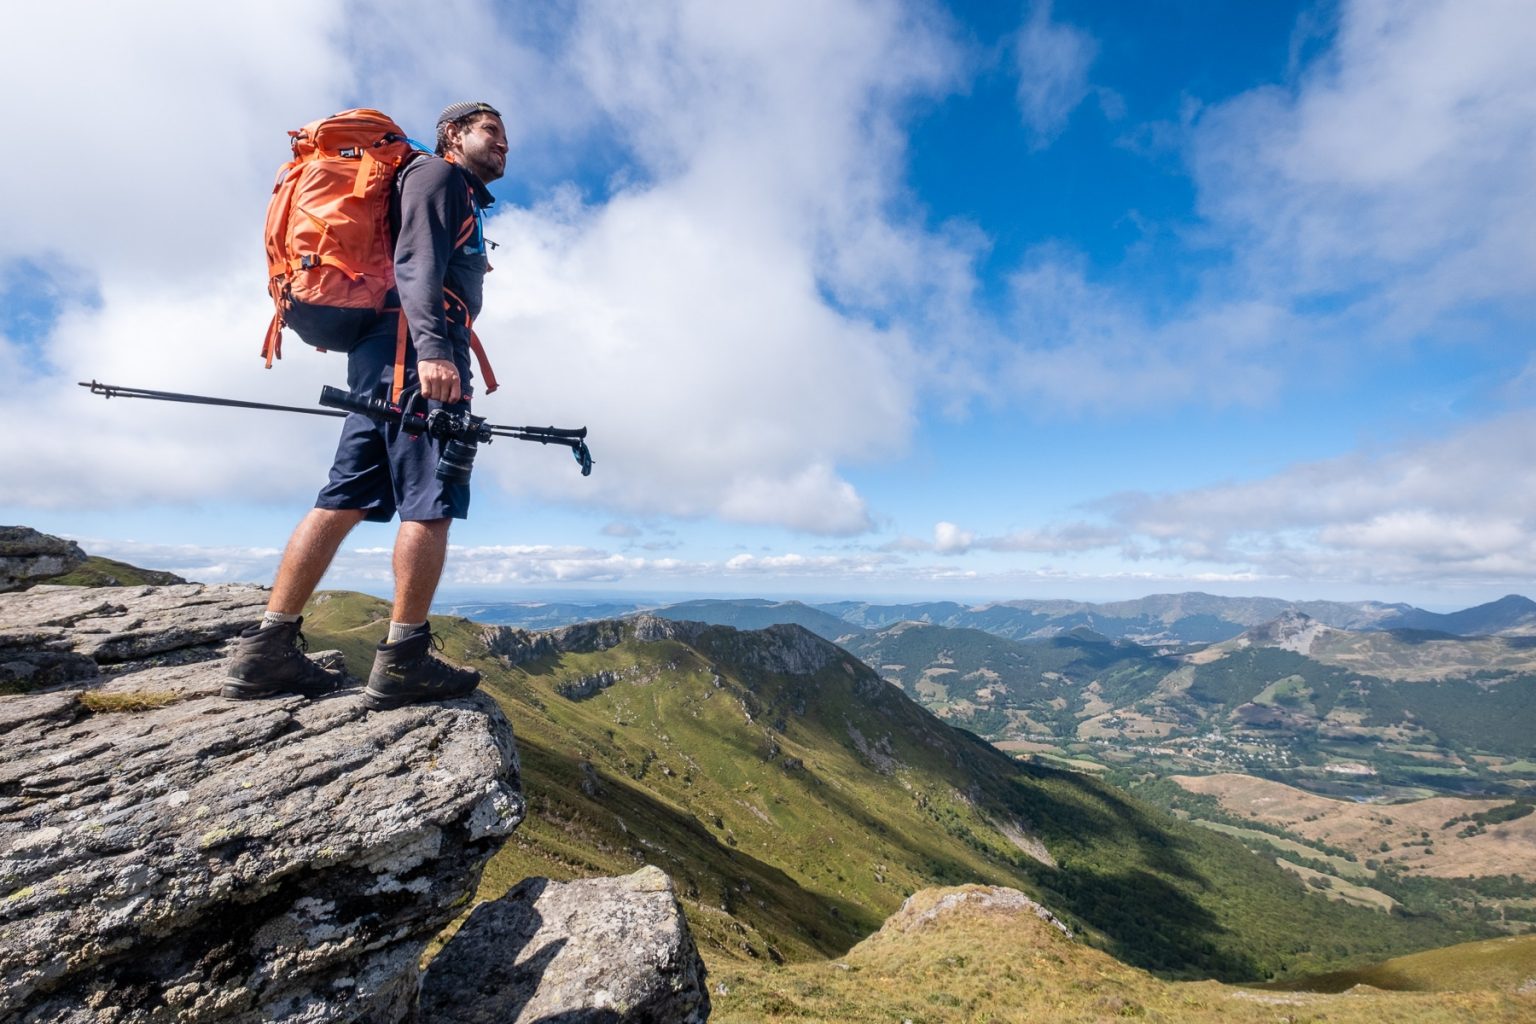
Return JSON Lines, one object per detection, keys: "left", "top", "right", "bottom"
{"left": 3, "top": 0, "right": 1534, "bottom": 610}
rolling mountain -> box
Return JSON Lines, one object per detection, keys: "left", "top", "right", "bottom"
{"left": 649, "top": 592, "right": 1536, "bottom": 648}
{"left": 1374, "top": 594, "right": 1536, "bottom": 637}
{"left": 709, "top": 896, "right": 1536, "bottom": 1023}
{"left": 826, "top": 611, "right": 1536, "bottom": 804}
{"left": 817, "top": 593, "right": 1422, "bottom": 644}
{"left": 297, "top": 595, "right": 1484, "bottom": 982}
{"left": 641, "top": 598, "right": 857, "bottom": 641}
{"left": 433, "top": 599, "right": 648, "bottom": 628}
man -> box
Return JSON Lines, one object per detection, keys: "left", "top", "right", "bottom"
{"left": 224, "top": 101, "right": 509, "bottom": 711}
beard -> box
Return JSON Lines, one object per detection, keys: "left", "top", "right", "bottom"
{"left": 459, "top": 140, "right": 505, "bottom": 184}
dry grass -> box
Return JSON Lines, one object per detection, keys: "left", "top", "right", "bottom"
{"left": 708, "top": 888, "right": 1536, "bottom": 1023}
{"left": 1173, "top": 773, "right": 1536, "bottom": 878}
{"left": 77, "top": 690, "right": 185, "bottom": 713}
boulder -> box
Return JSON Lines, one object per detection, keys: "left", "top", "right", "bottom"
{"left": 420, "top": 866, "right": 710, "bottom": 1023}
{"left": 0, "top": 526, "right": 87, "bottom": 592}
{"left": 0, "top": 585, "right": 526, "bottom": 1023}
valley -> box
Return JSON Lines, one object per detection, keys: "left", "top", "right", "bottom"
{"left": 303, "top": 592, "right": 1492, "bottom": 985}
{"left": 615, "top": 593, "right": 1536, "bottom": 947}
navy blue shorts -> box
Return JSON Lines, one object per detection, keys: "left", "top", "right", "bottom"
{"left": 314, "top": 313, "right": 475, "bottom": 523}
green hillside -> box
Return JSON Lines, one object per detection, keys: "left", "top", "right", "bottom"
{"left": 1269, "top": 933, "right": 1536, "bottom": 994}
{"left": 34, "top": 555, "right": 187, "bottom": 588}
{"left": 843, "top": 621, "right": 1172, "bottom": 736}
{"left": 300, "top": 594, "right": 1487, "bottom": 982}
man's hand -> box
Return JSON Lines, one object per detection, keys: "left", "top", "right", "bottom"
{"left": 417, "top": 359, "right": 462, "bottom": 404}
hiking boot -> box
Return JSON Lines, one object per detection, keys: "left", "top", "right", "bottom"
{"left": 222, "top": 618, "right": 344, "bottom": 699}
{"left": 363, "top": 625, "right": 480, "bottom": 710}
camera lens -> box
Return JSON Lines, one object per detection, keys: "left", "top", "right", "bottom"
{"left": 436, "top": 438, "right": 477, "bottom": 483}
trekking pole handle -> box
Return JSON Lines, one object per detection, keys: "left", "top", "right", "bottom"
{"left": 317, "top": 385, "right": 401, "bottom": 421}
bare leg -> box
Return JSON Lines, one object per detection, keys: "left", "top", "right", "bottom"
{"left": 392, "top": 518, "right": 451, "bottom": 624}
{"left": 268, "top": 508, "right": 368, "bottom": 615}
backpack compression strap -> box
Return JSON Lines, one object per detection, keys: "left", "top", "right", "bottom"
{"left": 388, "top": 292, "right": 498, "bottom": 404}
{"left": 262, "top": 312, "right": 284, "bottom": 368}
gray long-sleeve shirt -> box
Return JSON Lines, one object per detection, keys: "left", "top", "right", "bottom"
{"left": 392, "top": 156, "right": 494, "bottom": 371}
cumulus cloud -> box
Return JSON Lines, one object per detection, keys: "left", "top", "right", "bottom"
{"left": 933, "top": 520, "right": 975, "bottom": 554}
{"left": 1, "top": 0, "right": 971, "bottom": 539}
{"left": 1100, "top": 410, "right": 1536, "bottom": 586}
{"left": 1190, "top": 0, "right": 1536, "bottom": 327}
{"left": 472, "top": 1, "right": 966, "bottom": 532}
{"left": 991, "top": 0, "right": 1536, "bottom": 415}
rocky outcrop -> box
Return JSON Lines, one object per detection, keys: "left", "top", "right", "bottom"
{"left": 480, "top": 618, "right": 632, "bottom": 667}
{"left": 1238, "top": 611, "right": 1333, "bottom": 654}
{"left": 0, "top": 526, "right": 86, "bottom": 592}
{"left": 871, "top": 885, "right": 1073, "bottom": 941}
{"left": 701, "top": 622, "right": 844, "bottom": 678}
{"left": 0, "top": 582, "right": 712, "bottom": 1023}
{"left": 482, "top": 613, "right": 845, "bottom": 683}
{"left": 420, "top": 866, "right": 710, "bottom": 1023}
{"left": 0, "top": 585, "right": 525, "bottom": 1023}
{"left": 1, "top": 583, "right": 269, "bottom": 692}
{"left": 557, "top": 669, "right": 622, "bottom": 700}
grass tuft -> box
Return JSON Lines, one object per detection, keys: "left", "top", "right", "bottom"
{"left": 78, "top": 690, "right": 185, "bottom": 713}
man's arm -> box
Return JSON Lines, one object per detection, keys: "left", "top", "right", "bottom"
{"left": 395, "top": 159, "right": 471, "bottom": 402}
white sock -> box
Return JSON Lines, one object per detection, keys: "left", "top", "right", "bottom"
{"left": 262, "top": 611, "right": 302, "bottom": 629}
{"left": 388, "top": 620, "right": 427, "bottom": 643}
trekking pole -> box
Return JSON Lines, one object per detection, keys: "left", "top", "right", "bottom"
{"left": 78, "top": 380, "right": 594, "bottom": 476}
{"left": 81, "top": 380, "right": 347, "bottom": 418}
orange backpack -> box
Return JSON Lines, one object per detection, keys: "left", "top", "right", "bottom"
{"left": 261, "top": 109, "right": 421, "bottom": 368}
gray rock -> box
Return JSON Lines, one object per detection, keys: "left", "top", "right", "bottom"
{"left": 479, "top": 618, "right": 633, "bottom": 668}
{"left": 877, "top": 884, "right": 1074, "bottom": 940}
{"left": 0, "top": 586, "right": 525, "bottom": 1023}
{"left": 2, "top": 583, "right": 715, "bottom": 1023}
{"left": 0, "top": 527, "right": 86, "bottom": 593}
{"left": 420, "top": 866, "right": 709, "bottom": 1024}
{"left": 0, "top": 583, "right": 270, "bottom": 691}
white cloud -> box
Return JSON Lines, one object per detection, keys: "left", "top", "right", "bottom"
{"left": 467, "top": 0, "right": 968, "bottom": 532}
{"left": 1099, "top": 410, "right": 1536, "bottom": 586}
{"left": 988, "top": 0, "right": 1536, "bottom": 416}
{"left": 725, "top": 551, "right": 902, "bottom": 575}
{"left": 0, "top": 0, "right": 353, "bottom": 279}
{"left": 1012, "top": 2, "right": 1097, "bottom": 145}
{"left": 998, "top": 253, "right": 1295, "bottom": 412}
{"left": 933, "top": 521, "right": 975, "bottom": 554}
{"left": 1190, "top": 0, "right": 1536, "bottom": 323}
{"left": 2, "top": 0, "right": 968, "bottom": 540}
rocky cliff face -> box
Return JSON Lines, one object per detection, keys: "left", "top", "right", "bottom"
{"left": 0, "top": 584, "right": 525, "bottom": 1022}
{"left": 0, "top": 526, "right": 87, "bottom": 592}
{"left": 480, "top": 612, "right": 847, "bottom": 681}
{"left": 0, "top": 582, "right": 709, "bottom": 1023}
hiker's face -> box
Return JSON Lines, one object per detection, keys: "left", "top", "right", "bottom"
{"left": 452, "top": 115, "right": 507, "bottom": 184}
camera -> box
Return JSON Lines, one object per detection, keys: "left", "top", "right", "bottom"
{"left": 317, "top": 384, "right": 592, "bottom": 479}
{"left": 435, "top": 437, "right": 480, "bottom": 484}
{"left": 318, "top": 386, "right": 492, "bottom": 483}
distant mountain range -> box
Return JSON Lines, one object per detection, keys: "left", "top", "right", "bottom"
{"left": 436, "top": 595, "right": 1536, "bottom": 788}
{"left": 440, "top": 592, "right": 1536, "bottom": 646}
{"left": 839, "top": 610, "right": 1536, "bottom": 798}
